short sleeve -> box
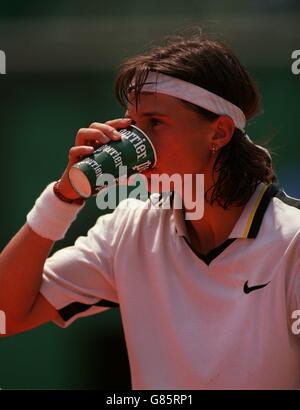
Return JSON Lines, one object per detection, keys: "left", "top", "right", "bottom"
{"left": 40, "top": 198, "right": 142, "bottom": 327}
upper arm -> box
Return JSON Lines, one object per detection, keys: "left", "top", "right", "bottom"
{"left": 9, "top": 199, "right": 140, "bottom": 334}
{"left": 34, "top": 206, "right": 130, "bottom": 328}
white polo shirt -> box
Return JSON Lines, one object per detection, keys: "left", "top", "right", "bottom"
{"left": 40, "top": 182, "right": 300, "bottom": 389}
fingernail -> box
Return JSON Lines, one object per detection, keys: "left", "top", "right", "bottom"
{"left": 113, "top": 130, "right": 122, "bottom": 138}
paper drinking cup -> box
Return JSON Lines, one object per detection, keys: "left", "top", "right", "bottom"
{"left": 68, "top": 125, "right": 157, "bottom": 198}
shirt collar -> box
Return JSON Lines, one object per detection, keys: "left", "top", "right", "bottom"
{"left": 172, "top": 182, "right": 279, "bottom": 241}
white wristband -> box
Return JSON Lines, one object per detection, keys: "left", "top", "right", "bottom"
{"left": 26, "top": 181, "right": 86, "bottom": 241}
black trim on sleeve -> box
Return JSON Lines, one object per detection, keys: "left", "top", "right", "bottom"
{"left": 58, "top": 299, "right": 119, "bottom": 322}
{"left": 275, "top": 190, "right": 300, "bottom": 209}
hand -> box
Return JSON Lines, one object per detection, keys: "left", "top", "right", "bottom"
{"left": 56, "top": 118, "right": 132, "bottom": 200}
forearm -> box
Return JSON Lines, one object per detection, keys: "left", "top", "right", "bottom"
{"left": 0, "top": 223, "right": 54, "bottom": 321}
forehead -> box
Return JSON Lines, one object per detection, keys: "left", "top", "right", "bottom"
{"left": 126, "top": 91, "right": 186, "bottom": 116}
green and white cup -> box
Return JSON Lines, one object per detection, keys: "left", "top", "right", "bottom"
{"left": 68, "top": 125, "right": 157, "bottom": 198}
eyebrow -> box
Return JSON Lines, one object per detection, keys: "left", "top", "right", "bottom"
{"left": 125, "top": 111, "right": 171, "bottom": 118}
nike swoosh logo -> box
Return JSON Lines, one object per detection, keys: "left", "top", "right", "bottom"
{"left": 243, "top": 280, "right": 270, "bottom": 294}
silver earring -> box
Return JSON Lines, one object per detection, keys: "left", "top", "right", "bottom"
{"left": 211, "top": 144, "right": 217, "bottom": 155}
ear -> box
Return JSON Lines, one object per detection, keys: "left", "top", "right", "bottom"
{"left": 211, "top": 115, "right": 235, "bottom": 149}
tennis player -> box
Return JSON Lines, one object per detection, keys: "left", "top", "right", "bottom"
{"left": 1, "top": 33, "right": 300, "bottom": 389}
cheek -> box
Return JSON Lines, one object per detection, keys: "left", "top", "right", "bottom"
{"left": 180, "top": 130, "right": 212, "bottom": 170}
{"left": 161, "top": 140, "right": 210, "bottom": 172}
{"left": 148, "top": 125, "right": 211, "bottom": 173}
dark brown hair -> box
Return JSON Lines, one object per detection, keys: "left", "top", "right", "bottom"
{"left": 115, "top": 33, "right": 276, "bottom": 208}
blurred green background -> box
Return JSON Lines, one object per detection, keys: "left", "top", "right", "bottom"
{"left": 0, "top": 0, "right": 300, "bottom": 389}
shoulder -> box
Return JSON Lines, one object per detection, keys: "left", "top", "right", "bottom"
{"left": 275, "top": 190, "right": 300, "bottom": 210}
{"left": 268, "top": 189, "right": 300, "bottom": 238}
{"left": 272, "top": 190, "right": 300, "bottom": 219}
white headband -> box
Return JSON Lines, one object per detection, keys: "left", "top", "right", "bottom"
{"left": 131, "top": 71, "right": 271, "bottom": 159}
{"left": 138, "top": 71, "right": 246, "bottom": 132}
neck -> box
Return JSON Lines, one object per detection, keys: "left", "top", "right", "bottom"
{"left": 182, "top": 171, "right": 244, "bottom": 255}
{"left": 185, "top": 200, "right": 244, "bottom": 255}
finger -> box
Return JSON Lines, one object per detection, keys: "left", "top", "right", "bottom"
{"left": 68, "top": 145, "right": 94, "bottom": 166}
{"left": 75, "top": 128, "right": 110, "bottom": 146}
{"left": 105, "top": 118, "right": 132, "bottom": 128}
{"left": 89, "top": 122, "right": 124, "bottom": 141}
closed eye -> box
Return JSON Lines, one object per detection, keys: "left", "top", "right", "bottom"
{"left": 149, "top": 118, "right": 162, "bottom": 128}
